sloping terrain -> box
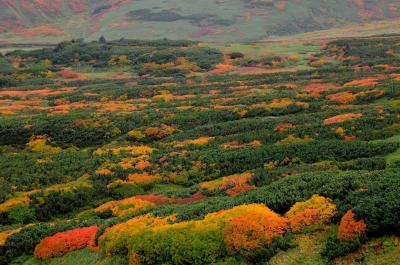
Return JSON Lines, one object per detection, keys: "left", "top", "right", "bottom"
{"left": 1, "top": 0, "right": 400, "bottom": 42}
{"left": 0, "top": 34, "right": 399, "bottom": 264}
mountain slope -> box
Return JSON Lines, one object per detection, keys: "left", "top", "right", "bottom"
{"left": 1, "top": 0, "right": 400, "bottom": 42}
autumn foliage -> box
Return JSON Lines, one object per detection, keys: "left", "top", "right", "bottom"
{"left": 199, "top": 172, "right": 255, "bottom": 196}
{"left": 323, "top": 113, "right": 363, "bottom": 125}
{"left": 286, "top": 195, "right": 337, "bottom": 232}
{"left": 275, "top": 122, "right": 296, "bottom": 132}
{"left": 326, "top": 92, "right": 356, "bottom": 104}
{"left": 127, "top": 172, "right": 160, "bottom": 185}
{"left": 344, "top": 78, "right": 379, "bottom": 87}
{"left": 209, "top": 63, "right": 235, "bottom": 74}
{"left": 337, "top": 210, "right": 367, "bottom": 240}
{"left": 100, "top": 215, "right": 173, "bottom": 256}
{"left": 224, "top": 206, "right": 288, "bottom": 252}
{"left": 0, "top": 228, "right": 21, "bottom": 246}
{"left": 95, "top": 197, "right": 156, "bottom": 217}
{"left": 56, "top": 69, "right": 88, "bottom": 80}
{"left": 34, "top": 226, "right": 99, "bottom": 260}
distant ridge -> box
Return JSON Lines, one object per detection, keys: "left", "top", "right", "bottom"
{"left": 1, "top": 0, "right": 400, "bottom": 43}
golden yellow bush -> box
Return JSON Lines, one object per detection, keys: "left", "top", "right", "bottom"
{"left": 286, "top": 195, "right": 337, "bottom": 232}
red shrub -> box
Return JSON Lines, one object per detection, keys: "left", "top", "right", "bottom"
{"left": 34, "top": 226, "right": 99, "bottom": 260}
{"left": 174, "top": 192, "right": 206, "bottom": 204}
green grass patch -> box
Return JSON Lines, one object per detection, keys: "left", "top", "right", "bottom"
{"left": 22, "top": 249, "right": 127, "bottom": 265}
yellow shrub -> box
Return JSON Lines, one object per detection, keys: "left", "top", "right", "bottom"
{"left": 286, "top": 195, "right": 337, "bottom": 232}
{"left": 27, "top": 136, "right": 61, "bottom": 153}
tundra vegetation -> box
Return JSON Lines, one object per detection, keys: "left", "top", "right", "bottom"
{"left": 0, "top": 35, "right": 399, "bottom": 265}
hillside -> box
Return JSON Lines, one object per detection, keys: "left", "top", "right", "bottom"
{"left": 1, "top": 0, "right": 400, "bottom": 43}
{"left": 0, "top": 33, "right": 400, "bottom": 264}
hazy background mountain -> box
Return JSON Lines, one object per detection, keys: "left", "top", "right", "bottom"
{"left": 1, "top": 0, "right": 400, "bottom": 43}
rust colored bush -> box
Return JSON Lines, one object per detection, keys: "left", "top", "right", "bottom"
{"left": 326, "top": 92, "right": 356, "bottom": 104}
{"left": 323, "top": 113, "right": 363, "bottom": 125}
{"left": 225, "top": 184, "right": 256, "bottom": 196}
{"left": 337, "top": 210, "right": 367, "bottom": 240}
{"left": 224, "top": 208, "right": 288, "bottom": 252}
{"left": 174, "top": 192, "right": 206, "bottom": 204}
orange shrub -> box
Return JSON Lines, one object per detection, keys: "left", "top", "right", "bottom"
{"left": 199, "top": 172, "right": 253, "bottom": 194}
{"left": 94, "top": 200, "right": 119, "bottom": 213}
{"left": 34, "top": 226, "right": 99, "bottom": 260}
{"left": 95, "top": 168, "right": 113, "bottom": 175}
{"left": 144, "top": 124, "right": 176, "bottom": 138}
{"left": 56, "top": 69, "right": 88, "bottom": 80}
{"left": 337, "top": 210, "right": 367, "bottom": 240}
{"left": 144, "top": 127, "right": 160, "bottom": 136}
{"left": 309, "top": 59, "right": 329, "bottom": 67}
{"left": 225, "top": 184, "right": 256, "bottom": 196}
{"left": 118, "top": 157, "right": 136, "bottom": 170}
{"left": 326, "top": 92, "right": 356, "bottom": 104}
{"left": 344, "top": 78, "right": 379, "bottom": 87}
{"left": 286, "top": 195, "right": 337, "bottom": 232}
{"left": 275, "top": 122, "right": 296, "bottom": 132}
{"left": 344, "top": 135, "right": 357, "bottom": 141}
{"left": 323, "top": 113, "right": 363, "bottom": 125}
{"left": 224, "top": 207, "right": 288, "bottom": 252}
{"left": 302, "top": 83, "right": 339, "bottom": 97}
{"left": 0, "top": 197, "right": 31, "bottom": 213}
{"left": 0, "top": 228, "right": 21, "bottom": 246}
{"left": 209, "top": 64, "right": 234, "bottom": 74}
{"left": 267, "top": 98, "right": 295, "bottom": 109}
{"left": 56, "top": 69, "right": 78, "bottom": 79}
{"left": 127, "top": 172, "right": 159, "bottom": 185}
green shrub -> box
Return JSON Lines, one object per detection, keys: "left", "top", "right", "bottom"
{"left": 238, "top": 236, "right": 295, "bottom": 265}
{"left": 321, "top": 232, "right": 363, "bottom": 260}
{"left": 338, "top": 157, "right": 386, "bottom": 170}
